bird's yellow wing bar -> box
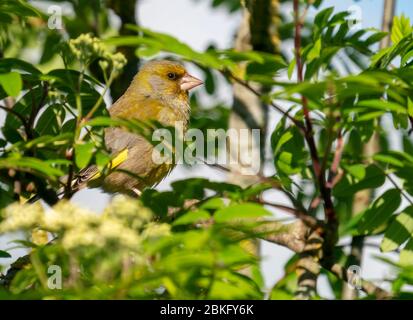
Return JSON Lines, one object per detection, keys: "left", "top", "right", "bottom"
{"left": 88, "top": 148, "right": 129, "bottom": 181}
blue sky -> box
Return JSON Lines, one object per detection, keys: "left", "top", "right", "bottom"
{"left": 397, "top": 0, "right": 413, "bottom": 17}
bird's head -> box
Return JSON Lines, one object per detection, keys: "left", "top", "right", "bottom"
{"left": 135, "top": 60, "right": 203, "bottom": 100}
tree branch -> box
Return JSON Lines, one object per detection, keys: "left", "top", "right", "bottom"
{"left": 261, "top": 222, "right": 392, "bottom": 299}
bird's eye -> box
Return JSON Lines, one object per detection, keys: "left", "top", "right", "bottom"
{"left": 167, "top": 72, "right": 177, "bottom": 80}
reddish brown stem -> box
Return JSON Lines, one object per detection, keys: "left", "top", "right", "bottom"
{"left": 293, "top": 0, "right": 336, "bottom": 225}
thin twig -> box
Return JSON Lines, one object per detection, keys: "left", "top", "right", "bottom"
{"left": 374, "top": 163, "right": 413, "bottom": 206}
{"left": 257, "top": 199, "right": 319, "bottom": 229}
{"left": 195, "top": 156, "right": 283, "bottom": 190}
{"left": 293, "top": 0, "right": 336, "bottom": 225}
{"left": 83, "top": 71, "right": 115, "bottom": 123}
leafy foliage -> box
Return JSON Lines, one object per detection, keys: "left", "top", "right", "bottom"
{"left": 1, "top": 0, "right": 413, "bottom": 300}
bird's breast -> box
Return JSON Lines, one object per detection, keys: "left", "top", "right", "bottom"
{"left": 158, "top": 98, "right": 190, "bottom": 129}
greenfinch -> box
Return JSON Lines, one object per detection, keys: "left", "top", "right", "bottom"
{"left": 77, "top": 60, "right": 203, "bottom": 196}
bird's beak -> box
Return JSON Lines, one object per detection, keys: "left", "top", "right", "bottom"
{"left": 180, "top": 73, "right": 203, "bottom": 91}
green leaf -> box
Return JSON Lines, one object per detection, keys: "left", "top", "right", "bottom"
{"left": 106, "top": 28, "right": 224, "bottom": 70}
{"left": 408, "top": 98, "right": 413, "bottom": 117}
{"left": 10, "top": 240, "right": 38, "bottom": 248}
{"left": 0, "top": 72, "right": 22, "bottom": 97}
{"left": 208, "top": 270, "right": 262, "bottom": 299}
{"left": 272, "top": 125, "right": 307, "bottom": 177}
{"left": 95, "top": 151, "right": 111, "bottom": 170}
{"left": 173, "top": 209, "right": 211, "bottom": 226}
{"left": 314, "top": 7, "right": 334, "bottom": 29}
{"left": 364, "top": 32, "right": 388, "bottom": 46}
{"left": 61, "top": 118, "right": 77, "bottom": 133}
{"left": 288, "top": 58, "right": 296, "bottom": 80}
{"left": 35, "top": 105, "right": 65, "bottom": 136}
{"left": 2, "top": 101, "right": 30, "bottom": 143}
{"left": 391, "top": 15, "right": 412, "bottom": 44}
{"left": 22, "top": 133, "right": 72, "bottom": 150}
{"left": 373, "top": 154, "right": 404, "bottom": 167}
{"left": 355, "top": 99, "right": 406, "bottom": 114}
{"left": 214, "top": 203, "right": 271, "bottom": 223}
{"left": 273, "top": 131, "right": 293, "bottom": 154}
{"left": 200, "top": 198, "right": 225, "bottom": 210}
{"left": 135, "top": 45, "right": 161, "bottom": 58}
{"left": 74, "top": 142, "right": 95, "bottom": 169}
{"left": 358, "top": 189, "right": 401, "bottom": 235}
{"left": 333, "top": 165, "right": 386, "bottom": 198}
{"left": 400, "top": 238, "right": 413, "bottom": 266}
{"left": 245, "top": 53, "right": 286, "bottom": 83}
{"left": 0, "top": 250, "right": 11, "bottom": 258}
{"left": 355, "top": 111, "right": 385, "bottom": 122}
{"left": 381, "top": 206, "right": 413, "bottom": 252}
{"left": 0, "top": 0, "right": 43, "bottom": 18}
{"left": 0, "top": 58, "right": 42, "bottom": 75}
{"left": 0, "top": 155, "right": 64, "bottom": 178}
{"left": 307, "top": 38, "right": 322, "bottom": 62}
{"left": 344, "top": 164, "right": 366, "bottom": 180}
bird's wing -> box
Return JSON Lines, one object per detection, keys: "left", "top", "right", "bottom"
{"left": 57, "top": 148, "right": 130, "bottom": 197}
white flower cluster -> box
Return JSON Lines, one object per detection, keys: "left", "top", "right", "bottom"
{"left": 104, "top": 195, "right": 152, "bottom": 229}
{"left": 0, "top": 196, "right": 170, "bottom": 252}
{"left": 68, "top": 33, "right": 104, "bottom": 61}
{"left": 68, "top": 33, "right": 127, "bottom": 72}
{"left": 0, "top": 202, "right": 44, "bottom": 232}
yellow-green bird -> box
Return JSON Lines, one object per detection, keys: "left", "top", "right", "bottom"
{"left": 76, "top": 60, "right": 203, "bottom": 196}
